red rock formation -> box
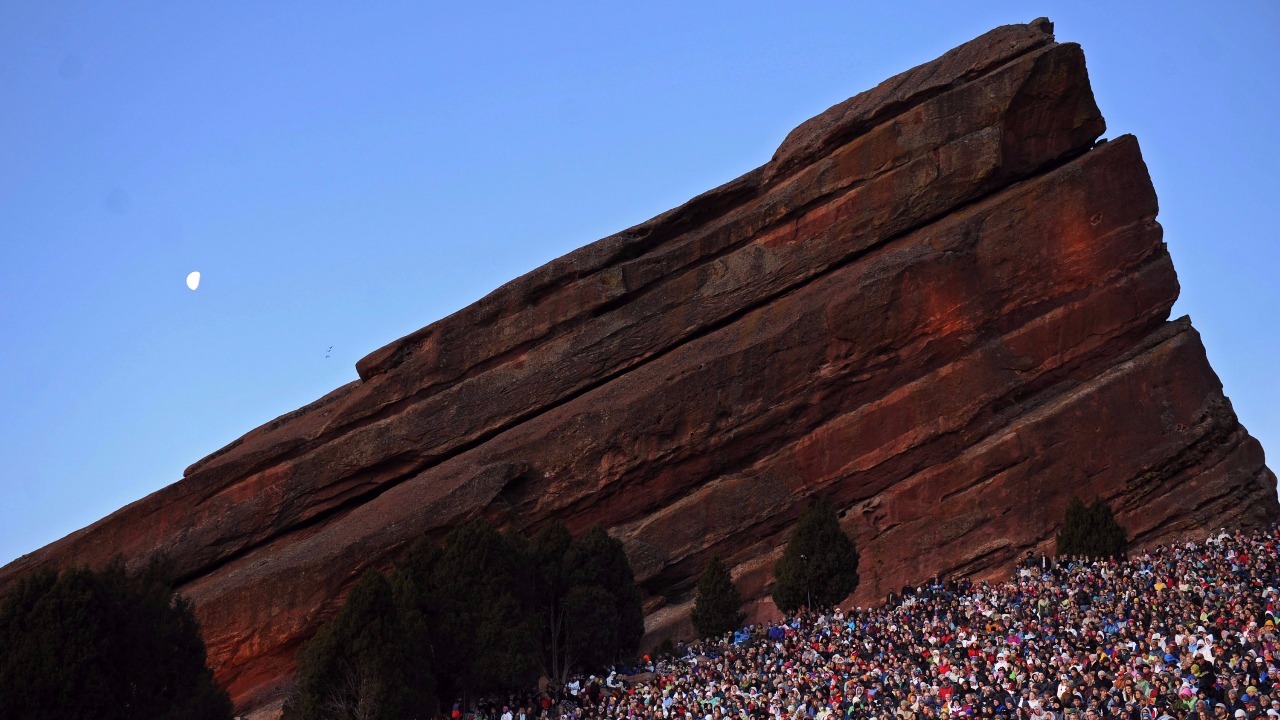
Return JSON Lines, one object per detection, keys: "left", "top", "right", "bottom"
{"left": 1, "top": 18, "right": 1274, "bottom": 718}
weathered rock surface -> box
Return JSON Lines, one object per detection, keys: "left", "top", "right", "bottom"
{"left": 1, "top": 18, "right": 1275, "bottom": 717}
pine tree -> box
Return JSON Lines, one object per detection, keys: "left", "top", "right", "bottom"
{"left": 530, "top": 523, "right": 574, "bottom": 685}
{"left": 430, "top": 520, "right": 540, "bottom": 702}
{"left": 562, "top": 525, "right": 645, "bottom": 665}
{"left": 1088, "top": 497, "right": 1128, "bottom": 559}
{"left": 690, "top": 556, "right": 745, "bottom": 639}
{"left": 771, "top": 498, "right": 859, "bottom": 613}
{"left": 0, "top": 558, "right": 232, "bottom": 720}
{"left": 1055, "top": 496, "right": 1091, "bottom": 558}
{"left": 528, "top": 522, "right": 645, "bottom": 685}
{"left": 1055, "top": 495, "right": 1127, "bottom": 559}
{"left": 287, "top": 518, "right": 649, "bottom": 710}
{"left": 284, "top": 569, "right": 434, "bottom": 720}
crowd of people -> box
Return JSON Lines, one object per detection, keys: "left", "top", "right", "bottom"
{"left": 491, "top": 524, "right": 1280, "bottom": 720}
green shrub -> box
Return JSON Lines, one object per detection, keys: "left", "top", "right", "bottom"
{"left": 652, "top": 637, "right": 677, "bottom": 659}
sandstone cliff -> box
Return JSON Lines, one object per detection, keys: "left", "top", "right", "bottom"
{"left": 2, "top": 18, "right": 1275, "bottom": 717}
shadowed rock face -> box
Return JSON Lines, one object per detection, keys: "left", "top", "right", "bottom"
{"left": 1, "top": 18, "right": 1274, "bottom": 717}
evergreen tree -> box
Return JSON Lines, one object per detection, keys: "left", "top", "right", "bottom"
{"left": 529, "top": 523, "right": 574, "bottom": 685}
{"left": 0, "top": 559, "right": 232, "bottom": 720}
{"left": 1056, "top": 495, "right": 1127, "bottom": 560}
{"left": 1055, "top": 496, "right": 1091, "bottom": 557}
{"left": 430, "top": 520, "right": 540, "bottom": 702}
{"left": 283, "top": 569, "right": 434, "bottom": 720}
{"left": 690, "top": 556, "right": 745, "bottom": 639}
{"left": 771, "top": 498, "right": 859, "bottom": 613}
{"left": 562, "top": 584, "right": 620, "bottom": 670}
{"left": 562, "top": 525, "right": 645, "bottom": 666}
{"left": 529, "top": 522, "right": 645, "bottom": 685}
{"left": 389, "top": 535, "right": 442, "bottom": 615}
{"left": 388, "top": 535, "right": 442, "bottom": 653}
{"left": 287, "top": 518, "right": 649, "bottom": 711}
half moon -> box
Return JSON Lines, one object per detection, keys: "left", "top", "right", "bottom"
{"left": 186, "top": 271, "right": 201, "bottom": 291}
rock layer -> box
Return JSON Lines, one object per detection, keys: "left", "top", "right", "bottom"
{"left": 1, "top": 18, "right": 1274, "bottom": 717}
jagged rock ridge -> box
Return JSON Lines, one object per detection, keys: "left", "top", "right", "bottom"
{"left": 1, "top": 18, "right": 1275, "bottom": 718}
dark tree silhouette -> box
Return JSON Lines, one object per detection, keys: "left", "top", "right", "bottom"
{"left": 562, "top": 525, "right": 645, "bottom": 666}
{"left": 771, "top": 498, "right": 859, "bottom": 613}
{"left": 287, "top": 518, "right": 647, "bottom": 710}
{"left": 530, "top": 522, "right": 574, "bottom": 685}
{"left": 430, "top": 520, "right": 540, "bottom": 703}
{"left": 690, "top": 556, "right": 745, "bottom": 639}
{"left": 1056, "top": 495, "right": 1128, "bottom": 560}
{"left": 0, "top": 558, "right": 232, "bottom": 720}
{"left": 531, "top": 523, "right": 645, "bottom": 685}
{"left": 284, "top": 569, "right": 434, "bottom": 720}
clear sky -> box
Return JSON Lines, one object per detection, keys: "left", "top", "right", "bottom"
{"left": 1, "top": 2, "right": 1276, "bottom": 566}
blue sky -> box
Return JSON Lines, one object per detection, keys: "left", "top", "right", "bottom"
{"left": 1, "top": 2, "right": 1276, "bottom": 566}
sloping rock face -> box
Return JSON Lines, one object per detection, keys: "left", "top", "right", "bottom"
{"left": 1, "top": 18, "right": 1275, "bottom": 717}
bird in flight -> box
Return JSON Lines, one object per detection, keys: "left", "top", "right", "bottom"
{"left": 325, "top": 345, "right": 333, "bottom": 359}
